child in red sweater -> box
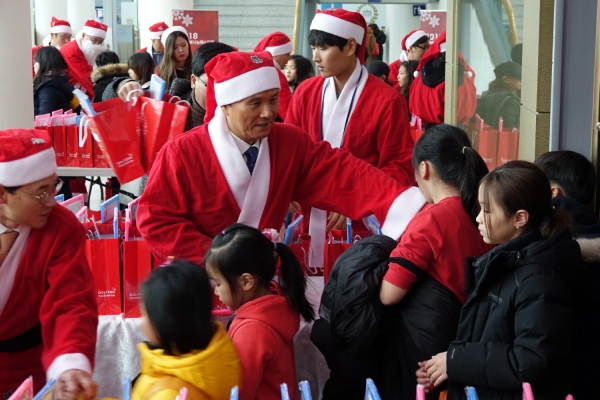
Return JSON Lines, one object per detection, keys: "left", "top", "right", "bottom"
{"left": 205, "top": 224, "right": 315, "bottom": 400}
{"left": 379, "top": 124, "right": 494, "bottom": 399}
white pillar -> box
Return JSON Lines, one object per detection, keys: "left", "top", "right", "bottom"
{"left": 67, "top": 0, "right": 96, "bottom": 34}
{"left": 0, "top": 0, "right": 34, "bottom": 129}
{"left": 138, "top": 0, "right": 193, "bottom": 52}
{"left": 33, "top": 0, "right": 68, "bottom": 45}
{"left": 385, "top": 5, "right": 421, "bottom": 64}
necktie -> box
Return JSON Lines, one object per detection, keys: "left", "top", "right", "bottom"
{"left": 244, "top": 147, "right": 259, "bottom": 175}
{"left": 0, "top": 231, "right": 19, "bottom": 267}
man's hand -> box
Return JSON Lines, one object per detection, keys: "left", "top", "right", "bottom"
{"left": 56, "top": 370, "right": 97, "bottom": 400}
{"left": 326, "top": 212, "right": 347, "bottom": 230}
{"left": 117, "top": 81, "right": 143, "bottom": 101}
{"left": 288, "top": 201, "right": 301, "bottom": 215}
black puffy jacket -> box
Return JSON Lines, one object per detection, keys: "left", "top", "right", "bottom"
{"left": 33, "top": 74, "right": 75, "bottom": 116}
{"left": 446, "top": 229, "right": 583, "bottom": 400}
{"left": 475, "top": 88, "right": 520, "bottom": 129}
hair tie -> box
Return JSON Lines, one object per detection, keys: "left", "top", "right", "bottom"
{"left": 221, "top": 230, "right": 226, "bottom": 235}
{"left": 462, "top": 146, "right": 468, "bottom": 155}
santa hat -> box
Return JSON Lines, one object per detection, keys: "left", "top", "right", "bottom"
{"left": 49, "top": 17, "right": 72, "bottom": 35}
{"left": 254, "top": 32, "right": 293, "bottom": 57}
{"left": 148, "top": 22, "right": 169, "bottom": 40}
{"left": 83, "top": 20, "right": 108, "bottom": 39}
{"left": 0, "top": 129, "right": 57, "bottom": 187}
{"left": 401, "top": 29, "right": 428, "bottom": 51}
{"left": 161, "top": 26, "right": 188, "bottom": 46}
{"left": 414, "top": 32, "right": 473, "bottom": 78}
{"left": 310, "top": 9, "right": 367, "bottom": 64}
{"left": 203, "top": 51, "right": 280, "bottom": 123}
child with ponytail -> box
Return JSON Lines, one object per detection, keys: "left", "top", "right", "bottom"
{"left": 205, "top": 224, "right": 315, "bottom": 400}
{"left": 378, "top": 124, "right": 493, "bottom": 399}
{"left": 419, "top": 161, "right": 583, "bottom": 400}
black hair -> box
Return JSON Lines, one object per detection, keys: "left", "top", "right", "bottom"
{"left": 412, "top": 124, "right": 489, "bottom": 224}
{"left": 534, "top": 150, "right": 596, "bottom": 206}
{"left": 128, "top": 52, "right": 154, "bottom": 85}
{"left": 192, "top": 42, "right": 236, "bottom": 77}
{"left": 399, "top": 60, "right": 419, "bottom": 96}
{"left": 204, "top": 224, "right": 314, "bottom": 322}
{"left": 33, "top": 46, "right": 67, "bottom": 89}
{"left": 368, "top": 23, "right": 381, "bottom": 38}
{"left": 411, "top": 35, "right": 430, "bottom": 49}
{"left": 140, "top": 259, "right": 214, "bottom": 356}
{"left": 511, "top": 43, "right": 523, "bottom": 66}
{"left": 308, "top": 30, "right": 362, "bottom": 59}
{"left": 288, "top": 55, "right": 315, "bottom": 91}
{"left": 2, "top": 185, "right": 19, "bottom": 194}
{"left": 95, "top": 51, "right": 120, "bottom": 68}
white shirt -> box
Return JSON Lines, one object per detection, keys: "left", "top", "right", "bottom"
{"left": 230, "top": 131, "right": 261, "bottom": 163}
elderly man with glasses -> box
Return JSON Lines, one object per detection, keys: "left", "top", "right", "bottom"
{"left": 0, "top": 129, "right": 98, "bottom": 400}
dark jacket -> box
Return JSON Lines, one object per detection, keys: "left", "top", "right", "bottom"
{"left": 476, "top": 88, "right": 520, "bottom": 129}
{"left": 33, "top": 74, "right": 75, "bottom": 116}
{"left": 169, "top": 78, "right": 205, "bottom": 131}
{"left": 91, "top": 64, "right": 129, "bottom": 103}
{"left": 447, "top": 229, "right": 583, "bottom": 400}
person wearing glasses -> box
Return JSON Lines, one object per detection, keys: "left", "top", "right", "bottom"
{"left": 31, "top": 17, "right": 73, "bottom": 78}
{"left": 60, "top": 19, "right": 109, "bottom": 98}
{"left": 0, "top": 129, "right": 98, "bottom": 400}
{"left": 388, "top": 29, "right": 430, "bottom": 88}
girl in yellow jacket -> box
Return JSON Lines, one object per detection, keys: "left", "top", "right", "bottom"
{"left": 132, "top": 260, "right": 241, "bottom": 400}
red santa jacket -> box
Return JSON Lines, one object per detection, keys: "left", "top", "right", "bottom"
{"left": 230, "top": 292, "right": 299, "bottom": 400}
{"left": 0, "top": 205, "right": 98, "bottom": 393}
{"left": 60, "top": 39, "right": 95, "bottom": 97}
{"left": 276, "top": 69, "right": 292, "bottom": 121}
{"left": 137, "top": 122, "right": 424, "bottom": 264}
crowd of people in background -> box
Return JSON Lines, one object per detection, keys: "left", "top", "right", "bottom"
{"left": 8, "top": 6, "right": 596, "bottom": 400}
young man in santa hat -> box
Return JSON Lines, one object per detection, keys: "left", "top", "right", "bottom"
{"left": 31, "top": 17, "right": 72, "bottom": 77}
{"left": 136, "top": 22, "right": 168, "bottom": 66}
{"left": 285, "top": 8, "right": 415, "bottom": 270}
{"left": 254, "top": 32, "right": 293, "bottom": 120}
{"left": 0, "top": 129, "right": 98, "bottom": 399}
{"left": 388, "top": 29, "right": 429, "bottom": 88}
{"left": 137, "top": 51, "right": 425, "bottom": 266}
{"left": 60, "top": 19, "right": 108, "bottom": 97}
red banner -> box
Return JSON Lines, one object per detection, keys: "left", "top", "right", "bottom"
{"left": 172, "top": 9, "right": 219, "bottom": 54}
{"left": 420, "top": 10, "right": 447, "bottom": 44}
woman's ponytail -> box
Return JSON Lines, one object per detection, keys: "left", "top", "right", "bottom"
{"left": 459, "top": 146, "right": 489, "bottom": 223}
{"left": 274, "top": 243, "right": 315, "bottom": 322}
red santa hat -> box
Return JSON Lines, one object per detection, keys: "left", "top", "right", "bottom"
{"left": 83, "top": 20, "right": 108, "bottom": 39}
{"left": 160, "top": 26, "right": 188, "bottom": 46}
{"left": 401, "top": 29, "right": 428, "bottom": 51}
{"left": 0, "top": 129, "right": 57, "bottom": 187}
{"left": 49, "top": 17, "right": 72, "bottom": 35}
{"left": 148, "top": 22, "right": 169, "bottom": 40}
{"left": 254, "top": 32, "right": 293, "bottom": 57}
{"left": 203, "top": 51, "right": 281, "bottom": 123}
{"left": 310, "top": 9, "right": 367, "bottom": 64}
{"left": 414, "top": 32, "right": 472, "bottom": 78}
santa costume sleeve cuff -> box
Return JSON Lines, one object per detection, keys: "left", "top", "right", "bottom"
{"left": 381, "top": 187, "right": 426, "bottom": 240}
{"left": 47, "top": 353, "right": 92, "bottom": 381}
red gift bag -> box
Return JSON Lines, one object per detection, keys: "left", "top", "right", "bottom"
{"left": 324, "top": 242, "right": 352, "bottom": 283}
{"left": 497, "top": 118, "right": 519, "bottom": 166}
{"left": 410, "top": 116, "right": 423, "bottom": 143}
{"left": 471, "top": 115, "right": 498, "bottom": 171}
{"left": 122, "top": 228, "right": 152, "bottom": 318}
{"left": 78, "top": 120, "right": 94, "bottom": 168}
{"left": 84, "top": 223, "right": 121, "bottom": 315}
{"left": 288, "top": 233, "right": 313, "bottom": 275}
{"left": 65, "top": 125, "right": 79, "bottom": 167}
{"left": 51, "top": 116, "right": 67, "bottom": 166}
{"left": 86, "top": 100, "right": 146, "bottom": 183}
{"left": 139, "top": 96, "right": 189, "bottom": 172}
{"left": 92, "top": 134, "right": 110, "bottom": 168}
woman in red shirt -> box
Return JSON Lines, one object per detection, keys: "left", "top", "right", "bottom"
{"left": 379, "top": 124, "right": 494, "bottom": 399}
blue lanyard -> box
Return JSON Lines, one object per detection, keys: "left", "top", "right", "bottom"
{"left": 320, "top": 67, "right": 364, "bottom": 145}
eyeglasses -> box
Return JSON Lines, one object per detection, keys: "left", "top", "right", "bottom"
{"left": 18, "top": 179, "right": 63, "bottom": 203}
{"left": 414, "top": 44, "right": 430, "bottom": 51}
{"left": 197, "top": 78, "right": 207, "bottom": 87}
{"left": 88, "top": 36, "right": 104, "bottom": 45}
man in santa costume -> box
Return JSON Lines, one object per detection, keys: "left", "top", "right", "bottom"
{"left": 388, "top": 29, "right": 430, "bottom": 88}
{"left": 254, "top": 32, "right": 293, "bottom": 120}
{"left": 136, "top": 22, "right": 168, "bottom": 66}
{"left": 61, "top": 20, "right": 108, "bottom": 98}
{"left": 32, "top": 17, "right": 73, "bottom": 77}
{"left": 285, "top": 8, "right": 415, "bottom": 269}
{"left": 0, "top": 130, "right": 98, "bottom": 398}
{"left": 137, "top": 51, "right": 425, "bottom": 265}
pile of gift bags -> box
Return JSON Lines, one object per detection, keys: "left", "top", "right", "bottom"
{"left": 465, "top": 114, "right": 519, "bottom": 171}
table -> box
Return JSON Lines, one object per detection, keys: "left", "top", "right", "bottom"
{"left": 93, "top": 277, "right": 330, "bottom": 399}
{"left": 56, "top": 167, "right": 114, "bottom": 177}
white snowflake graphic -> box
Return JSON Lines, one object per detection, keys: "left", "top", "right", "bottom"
{"left": 173, "top": 10, "right": 184, "bottom": 21}
{"left": 420, "top": 10, "right": 431, "bottom": 22}
{"left": 181, "top": 13, "right": 194, "bottom": 27}
{"left": 429, "top": 15, "right": 440, "bottom": 28}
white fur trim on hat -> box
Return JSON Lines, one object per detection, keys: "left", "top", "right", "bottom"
{"left": 0, "top": 147, "right": 57, "bottom": 187}
{"left": 406, "top": 30, "right": 427, "bottom": 48}
{"left": 83, "top": 26, "right": 106, "bottom": 39}
{"left": 50, "top": 25, "right": 72, "bottom": 35}
{"left": 161, "top": 26, "right": 188, "bottom": 46}
{"left": 214, "top": 67, "right": 281, "bottom": 106}
{"left": 149, "top": 32, "right": 162, "bottom": 40}
{"left": 310, "top": 13, "right": 364, "bottom": 45}
{"left": 265, "top": 42, "right": 293, "bottom": 57}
